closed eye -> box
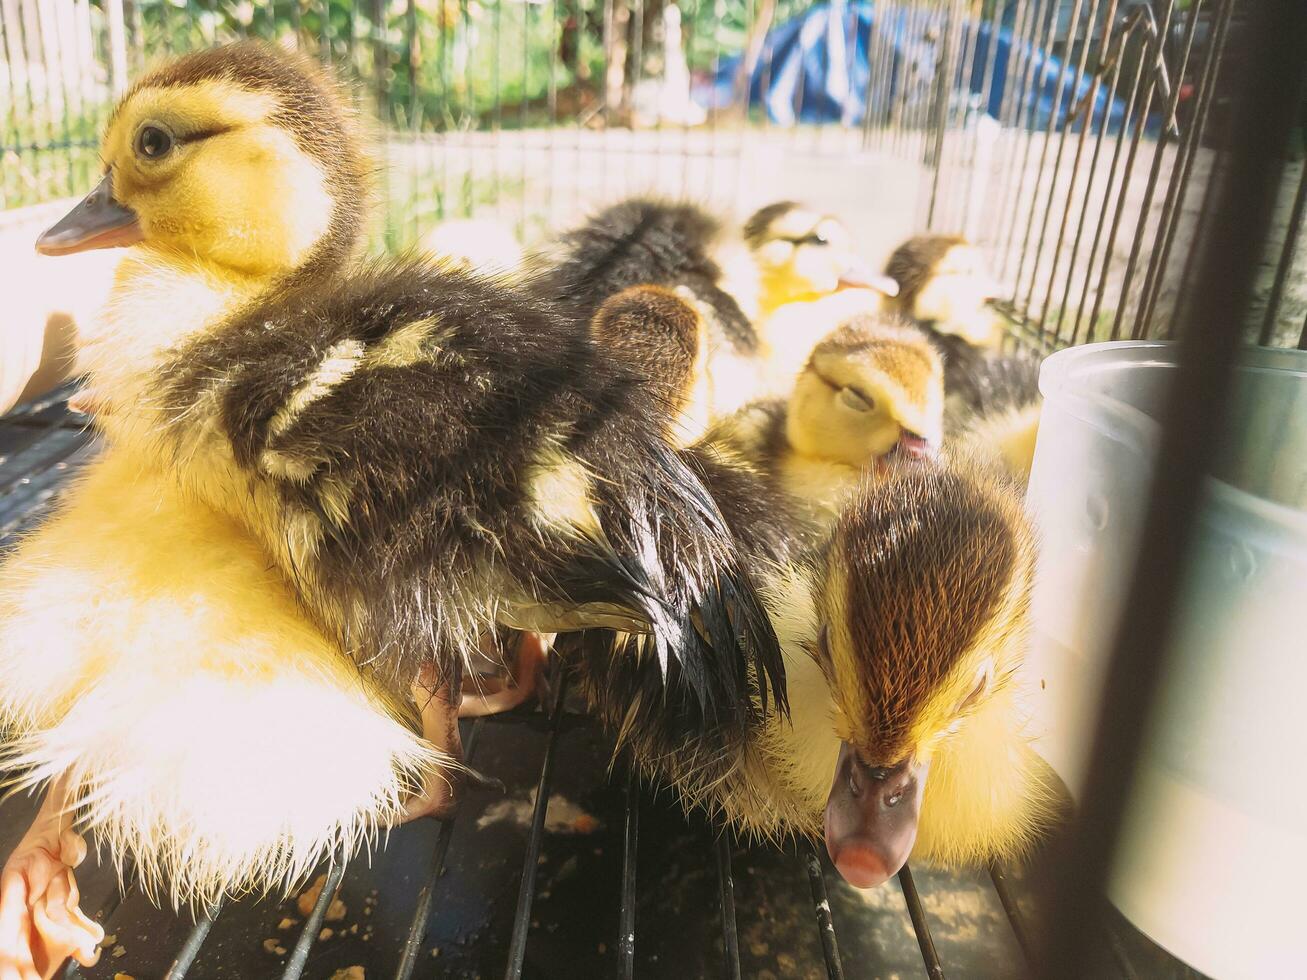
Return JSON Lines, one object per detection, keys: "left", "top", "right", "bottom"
{"left": 782, "top": 232, "right": 830, "bottom": 247}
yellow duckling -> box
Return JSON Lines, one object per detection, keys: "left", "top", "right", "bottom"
{"left": 8, "top": 42, "right": 781, "bottom": 934}
{"left": 584, "top": 457, "right": 1059, "bottom": 889}
{"left": 708, "top": 315, "right": 944, "bottom": 524}
{"left": 0, "top": 453, "right": 442, "bottom": 973}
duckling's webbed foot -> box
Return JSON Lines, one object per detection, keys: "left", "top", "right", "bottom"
{"left": 402, "top": 664, "right": 506, "bottom": 823}
{"left": 0, "top": 780, "right": 104, "bottom": 980}
{"left": 457, "top": 630, "right": 554, "bottom": 718}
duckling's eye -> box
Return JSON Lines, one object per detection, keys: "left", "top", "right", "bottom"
{"left": 836, "top": 386, "right": 874, "bottom": 413}
{"left": 135, "top": 125, "right": 174, "bottom": 161}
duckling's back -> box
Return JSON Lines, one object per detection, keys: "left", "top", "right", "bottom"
{"left": 534, "top": 198, "right": 758, "bottom": 355}
{"left": 151, "top": 258, "right": 785, "bottom": 732}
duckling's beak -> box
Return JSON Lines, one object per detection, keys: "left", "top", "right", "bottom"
{"left": 36, "top": 174, "right": 143, "bottom": 256}
{"left": 824, "top": 744, "right": 927, "bottom": 889}
{"left": 893, "top": 431, "right": 934, "bottom": 460}
{"left": 837, "top": 261, "right": 899, "bottom": 297}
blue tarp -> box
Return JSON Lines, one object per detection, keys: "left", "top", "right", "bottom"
{"left": 696, "top": 0, "right": 1136, "bottom": 134}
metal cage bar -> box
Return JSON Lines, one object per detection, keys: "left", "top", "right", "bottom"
{"left": 503, "top": 668, "right": 571, "bottom": 980}
{"left": 1036, "top": 2, "right": 1307, "bottom": 976}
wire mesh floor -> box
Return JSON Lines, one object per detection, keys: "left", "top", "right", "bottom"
{"left": 0, "top": 398, "right": 1206, "bottom": 980}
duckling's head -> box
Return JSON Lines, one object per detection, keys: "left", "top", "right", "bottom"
{"left": 590, "top": 285, "right": 710, "bottom": 446}
{"left": 744, "top": 202, "right": 898, "bottom": 313}
{"left": 884, "top": 234, "right": 1003, "bottom": 347}
{"left": 37, "top": 42, "right": 368, "bottom": 282}
{"left": 786, "top": 316, "right": 943, "bottom": 469}
{"left": 814, "top": 460, "right": 1033, "bottom": 887}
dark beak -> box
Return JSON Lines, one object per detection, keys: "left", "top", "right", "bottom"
{"left": 36, "top": 174, "right": 143, "bottom": 256}
{"left": 838, "top": 261, "right": 900, "bottom": 297}
{"left": 824, "top": 744, "right": 927, "bottom": 889}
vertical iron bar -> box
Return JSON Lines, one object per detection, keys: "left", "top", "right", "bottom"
{"left": 1138, "top": 0, "right": 1235, "bottom": 338}
{"left": 942, "top": 0, "right": 982, "bottom": 229}
{"left": 1045, "top": 0, "right": 1118, "bottom": 342}
{"left": 394, "top": 719, "right": 486, "bottom": 980}
{"left": 898, "top": 865, "right": 945, "bottom": 980}
{"left": 1070, "top": 20, "right": 1150, "bottom": 344}
{"left": 0, "top": 2, "right": 24, "bottom": 208}
{"left": 1037, "top": 4, "right": 1307, "bottom": 976}
{"left": 997, "top": 0, "right": 1062, "bottom": 286}
{"left": 320, "top": 0, "right": 332, "bottom": 64}
{"left": 988, "top": 862, "right": 1034, "bottom": 963}
{"left": 1043, "top": 0, "right": 1120, "bottom": 342}
{"left": 926, "top": 0, "right": 964, "bottom": 229}
{"left": 618, "top": 766, "right": 639, "bottom": 980}
{"left": 1116, "top": 3, "right": 1201, "bottom": 340}
{"left": 1092, "top": 6, "right": 1176, "bottom": 341}
{"left": 959, "top": 0, "right": 1005, "bottom": 234}
{"left": 981, "top": 0, "right": 1037, "bottom": 257}
{"left": 872, "top": 3, "right": 896, "bottom": 152}
{"left": 1013, "top": 0, "right": 1089, "bottom": 322}
{"left": 504, "top": 669, "right": 571, "bottom": 980}
{"left": 281, "top": 860, "right": 348, "bottom": 980}
{"left": 1258, "top": 160, "right": 1307, "bottom": 346}
{"left": 859, "top": 10, "right": 879, "bottom": 149}
{"left": 519, "top": 0, "right": 530, "bottom": 237}
{"left": 714, "top": 832, "right": 741, "bottom": 980}
{"left": 162, "top": 903, "right": 223, "bottom": 980}
{"left": 993, "top": 0, "right": 1056, "bottom": 277}
{"left": 804, "top": 845, "right": 845, "bottom": 980}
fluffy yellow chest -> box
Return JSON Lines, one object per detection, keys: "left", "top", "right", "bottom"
{"left": 780, "top": 454, "right": 860, "bottom": 523}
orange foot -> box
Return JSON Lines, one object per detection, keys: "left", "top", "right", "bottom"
{"left": 399, "top": 668, "right": 507, "bottom": 824}
{"left": 0, "top": 782, "right": 103, "bottom": 980}
{"left": 458, "top": 630, "right": 555, "bottom": 718}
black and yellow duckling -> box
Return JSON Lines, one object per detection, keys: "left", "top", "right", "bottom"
{"left": 583, "top": 456, "right": 1058, "bottom": 889}
{"left": 4, "top": 40, "right": 783, "bottom": 934}
{"left": 535, "top": 198, "right": 897, "bottom": 420}
{"left": 706, "top": 315, "right": 944, "bottom": 525}
{"left": 883, "top": 233, "right": 1004, "bottom": 350}
{"left": 882, "top": 233, "right": 1044, "bottom": 456}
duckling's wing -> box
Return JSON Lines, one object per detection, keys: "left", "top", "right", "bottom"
{"left": 935, "top": 336, "right": 1042, "bottom": 427}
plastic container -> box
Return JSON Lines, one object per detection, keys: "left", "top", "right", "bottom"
{"left": 1023, "top": 341, "right": 1307, "bottom": 980}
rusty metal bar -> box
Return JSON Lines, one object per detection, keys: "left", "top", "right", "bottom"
{"left": 714, "top": 832, "right": 742, "bottom": 980}
{"left": 898, "top": 865, "right": 945, "bottom": 979}
{"left": 394, "top": 718, "right": 486, "bottom": 980}
{"left": 804, "top": 845, "right": 845, "bottom": 980}
{"left": 503, "top": 668, "right": 571, "bottom": 980}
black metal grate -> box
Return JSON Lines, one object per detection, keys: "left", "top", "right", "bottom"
{"left": 0, "top": 402, "right": 1191, "bottom": 980}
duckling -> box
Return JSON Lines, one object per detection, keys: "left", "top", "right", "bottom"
{"left": 882, "top": 233, "right": 1045, "bottom": 442}
{"left": 945, "top": 354, "right": 1044, "bottom": 485}
{"left": 10, "top": 39, "right": 782, "bottom": 915}
{"left": 743, "top": 201, "right": 899, "bottom": 318}
{"left": 583, "top": 457, "right": 1058, "bottom": 889}
{"left": 0, "top": 453, "right": 440, "bottom": 937}
{"left": 534, "top": 199, "right": 896, "bottom": 420}
{"left": 883, "top": 234, "right": 1004, "bottom": 349}
{"left": 707, "top": 315, "right": 944, "bottom": 525}
{"left": 419, "top": 217, "right": 524, "bottom": 274}
{"left": 581, "top": 300, "right": 1050, "bottom": 882}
